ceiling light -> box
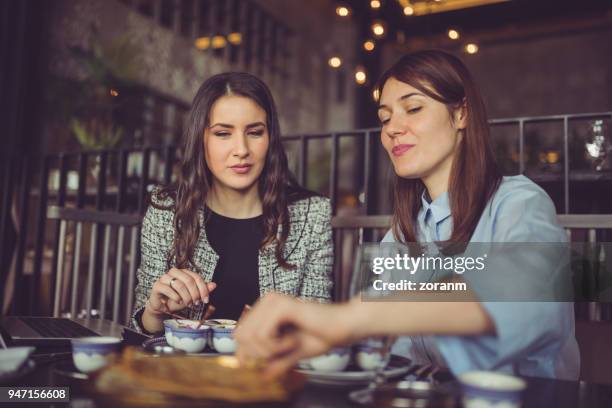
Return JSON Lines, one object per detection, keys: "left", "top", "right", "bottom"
{"left": 328, "top": 56, "right": 342, "bottom": 68}
{"left": 336, "top": 6, "right": 350, "bottom": 17}
{"left": 228, "top": 32, "right": 242, "bottom": 45}
{"left": 465, "top": 43, "right": 479, "bottom": 54}
{"left": 448, "top": 29, "right": 459, "bottom": 40}
{"left": 212, "top": 35, "right": 226, "bottom": 49}
{"left": 355, "top": 68, "right": 367, "bottom": 85}
{"left": 372, "top": 22, "right": 385, "bottom": 37}
{"left": 363, "top": 40, "right": 375, "bottom": 52}
{"left": 195, "top": 37, "right": 210, "bottom": 50}
{"left": 370, "top": 0, "right": 381, "bottom": 9}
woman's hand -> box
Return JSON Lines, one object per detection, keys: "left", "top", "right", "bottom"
{"left": 234, "top": 293, "right": 355, "bottom": 378}
{"left": 145, "top": 268, "right": 217, "bottom": 316}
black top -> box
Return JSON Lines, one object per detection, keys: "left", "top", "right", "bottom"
{"left": 205, "top": 209, "right": 263, "bottom": 321}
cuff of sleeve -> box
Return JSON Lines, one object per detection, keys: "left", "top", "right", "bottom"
{"left": 134, "top": 307, "right": 163, "bottom": 336}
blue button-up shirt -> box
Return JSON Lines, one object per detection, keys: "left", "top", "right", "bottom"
{"left": 383, "top": 175, "right": 580, "bottom": 380}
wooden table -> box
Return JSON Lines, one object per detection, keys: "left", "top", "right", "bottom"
{"left": 3, "top": 353, "right": 612, "bottom": 408}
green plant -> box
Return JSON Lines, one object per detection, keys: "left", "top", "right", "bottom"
{"left": 46, "top": 25, "right": 144, "bottom": 150}
{"left": 70, "top": 118, "right": 123, "bottom": 150}
{"left": 69, "top": 25, "right": 143, "bottom": 86}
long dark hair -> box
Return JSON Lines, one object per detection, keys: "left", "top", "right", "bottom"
{"left": 377, "top": 50, "right": 502, "bottom": 245}
{"left": 154, "top": 72, "right": 306, "bottom": 270}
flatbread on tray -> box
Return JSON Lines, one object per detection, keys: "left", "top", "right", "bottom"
{"left": 93, "top": 347, "right": 304, "bottom": 404}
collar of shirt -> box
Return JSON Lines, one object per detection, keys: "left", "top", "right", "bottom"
{"left": 417, "top": 190, "right": 452, "bottom": 242}
{"left": 419, "top": 190, "right": 451, "bottom": 225}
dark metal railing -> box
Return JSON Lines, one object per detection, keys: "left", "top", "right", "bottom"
{"left": 330, "top": 214, "right": 612, "bottom": 321}
{"left": 283, "top": 129, "right": 380, "bottom": 214}
{"left": 489, "top": 111, "right": 612, "bottom": 213}
{"left": 1, "top": 145, "right": 176, "bottom": 316}
{"left": 47, "top": 206, "right": 141, "bottom": 324}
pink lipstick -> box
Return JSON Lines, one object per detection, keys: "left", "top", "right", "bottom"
{"left": 230, "top": 164, "right": 252, "bottom": 174}
{"left": 392, "top": 144, "right": 414, "bottom": 157}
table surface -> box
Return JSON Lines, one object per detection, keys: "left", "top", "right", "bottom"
{"left": 3, "top": 354, "right": 612, "bottom": 408}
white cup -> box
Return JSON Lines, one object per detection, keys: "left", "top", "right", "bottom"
{"left": 307, "top": 347, "right": 351, "bottom": 372}
{"left": 460, "top": 371, "right": 527, "bottom": 408}
{"left": 71, "top": 337, "right": 121, "bottom": 373}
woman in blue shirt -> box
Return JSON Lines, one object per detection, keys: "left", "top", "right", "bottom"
{"left": 233, "top": 50, "right": 579, "bottom": 380}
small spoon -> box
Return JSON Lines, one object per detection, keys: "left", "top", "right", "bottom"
{"left": 198, "top": 303, "right": 216, "bottom": 326}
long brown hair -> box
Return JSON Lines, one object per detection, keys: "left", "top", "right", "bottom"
{"left": 377, "top": 50, "right": 502, "bottom": 246}
{"left": 154, "top": 72, "right": 308, "bottom": 270}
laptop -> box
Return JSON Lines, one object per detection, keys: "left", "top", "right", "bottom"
{"left": 0, "top": 316, "right": 148, "bottom": 347}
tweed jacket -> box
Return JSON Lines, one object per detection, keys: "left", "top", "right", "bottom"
{"left": 130, "top": 190, "right": 333, "bottom": 332}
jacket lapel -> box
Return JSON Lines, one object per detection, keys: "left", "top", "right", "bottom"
{"left": 193, "top": 208, "right": 219, "bottom": 282}
{"left": 187, "top": 209, "right": 219, "bottom": 320}
{"left": 258, "top": 198, "right": 311, "bottom": 295}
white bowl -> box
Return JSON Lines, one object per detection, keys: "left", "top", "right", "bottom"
{"left": 356, "top": 350, "right": 386, "bottom": 371}
{"left": 71, "top": 337, "right": 121, "bottom": 373}
{"left": 211, "top": 325, "right": 236, "bottom": 354}
{"left": 163, "top": 320, "right": 175, "bottom": 346}
{"left": 460, "top": 371, "right": 526, "bottom": 408}
{"left": 354, "top": 339, "right": 388, "bottom": 371}
{"left": 172, "top": 335, "right": 208, "bottom": 353}
{"left": 164, "top": 320, "right": 209, "bottom": 353}
{"left": 165, "top": 330, "right": 175, "bottom": 347}
{"left": 0, "top": 347, "right": 35, "bottom": 374}
{"left": 308, "top": 348, "right": 351, "bottom": 372}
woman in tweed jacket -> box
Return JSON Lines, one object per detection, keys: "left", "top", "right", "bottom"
{"left": 131, "top": 73, "right": 333, "bottom": 333}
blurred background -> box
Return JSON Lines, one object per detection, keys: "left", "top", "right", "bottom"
{"left": 2, "top": 0, "right": 612, "bottom": 383}
{"left": 1, "top": 0, "right": 612, "bottom": 327}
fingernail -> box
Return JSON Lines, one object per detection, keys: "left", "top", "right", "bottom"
{"left": 195, "top": 300, "right": 200, "bottom": 306}
{"left": 204, "top": 297, "right": 209, "bottom": 304}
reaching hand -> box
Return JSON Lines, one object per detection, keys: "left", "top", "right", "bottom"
{"left": 234, "top": 293, "right": 355, "bottom": 378}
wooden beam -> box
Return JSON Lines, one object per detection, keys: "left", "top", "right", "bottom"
{"left": 404, "top": 0, "right": 511, "bottom": 16}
